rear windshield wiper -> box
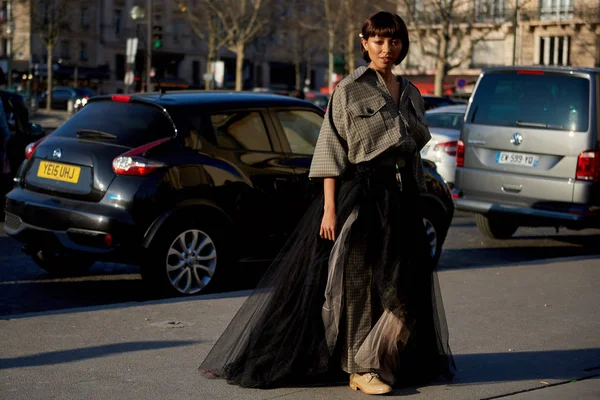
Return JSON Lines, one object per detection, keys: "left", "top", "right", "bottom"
{"left": 515, "top": 121, "right": 565, "bottom": 129}
{"left": 76, "top": 129, "right": 118, "bottom": 139}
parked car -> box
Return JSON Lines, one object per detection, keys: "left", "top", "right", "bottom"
{"left": 421, "top": 104, "right": 466, "bottom": 187}
{"left": 304, "top": 92, "right": 329, "bottom": 111}
{"left": 422, "top": 95, "right": 465, "bottom": 111}
{"left": 4, "top": 91, "right": 453, "bottom": 296}
{"left": 38, "top": 87, "right": 96, "bottom": 111}
{"left": 454, "top": 66, "right": 600, "bottom": 239}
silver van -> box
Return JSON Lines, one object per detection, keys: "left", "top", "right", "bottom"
{"left": 454, "top": 66, "right": 600, "bottom": 239}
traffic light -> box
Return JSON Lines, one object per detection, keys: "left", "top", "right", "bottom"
{"left": 152, "top": 25, "right": 163, "bottom": 49}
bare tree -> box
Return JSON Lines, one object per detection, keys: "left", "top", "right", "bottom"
{"left": 182, "top": 1, "right": 227, "bottom": 90}
{"left": 207, "top": 0, "right": 271, "bottom": 91}
{"left": 279, "top": 0, "right": 324, "bottom": 90}
{"left": 322, "top": 0, "right": 345, "bottom": 94}
{"left": 22, "top": 0, "right": 82, "bottom": 110}
{"left": 341, "top": 0, "right": 375, "bottom": 74}
{"left": 389, "top": 0, "right": 505, "bottom": 95}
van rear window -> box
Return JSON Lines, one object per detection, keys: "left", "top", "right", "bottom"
{"left": 52, "top": 101, "right": 175, "bottom": 147}
{"left": 467, "top": 73, "right": 590, "bottom": 132}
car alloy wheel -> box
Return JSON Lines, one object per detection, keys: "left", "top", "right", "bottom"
{"left": 423, "top": 217, "right": 438, "bottom": 259}
{"left": 165, "top": 229, "right": 217, "bottom": 294}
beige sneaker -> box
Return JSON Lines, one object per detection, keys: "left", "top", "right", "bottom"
{"left": 349, "top": 372, "right": 392, "bottom": 395}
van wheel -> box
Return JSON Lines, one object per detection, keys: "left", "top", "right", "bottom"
{"left": 141, "top": 216, "right": 228, "bottom": 297}
{"left": 31, "top": 249, "right": 95, "bottom": 276}
{"left": 475, "top": 214, "right": 518, "bottom": 239}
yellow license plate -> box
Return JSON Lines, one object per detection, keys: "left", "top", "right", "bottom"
{"left": 37, "top": 161, "right": 81, "bottom": 184}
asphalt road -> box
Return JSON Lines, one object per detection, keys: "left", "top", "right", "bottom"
{"left": 1, "top": 211, "right": 599, "bottom": 317}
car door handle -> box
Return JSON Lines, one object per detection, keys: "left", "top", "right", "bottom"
{"left": 501, "top": 184, "right": 523, "bottom": 193}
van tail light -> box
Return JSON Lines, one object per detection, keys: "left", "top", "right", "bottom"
{"left": 433, "top": 141, "right": 458, "bottom": 156}
{"left": 576, "top": 150, "right": 600, "bottom": 183}
{"left": 112, "top": 137, "right": 170, "bottom": 176}
{"left": 456, "top": 140, "right": 465, "bottom": 167}
{"left": 24, "top": 136, "right": 48, "bottom": 159}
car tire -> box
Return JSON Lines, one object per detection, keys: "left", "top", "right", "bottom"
{"left": 141, "top": 215, "right": 228, "bottom": 297}
{"left": 31, "top": 249, "right": 95, "bottom": 276}
{"left": 422, "top": 204, "right": 446, "bottom": 267}
{"left": 475, "top": 213, "right": 518, "bottom": 239}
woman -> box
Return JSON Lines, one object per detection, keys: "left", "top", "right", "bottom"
{"left": 200, "top": 11, "right": 454, "bottom": 395}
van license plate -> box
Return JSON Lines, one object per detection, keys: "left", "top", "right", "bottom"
{"left": 37, "top": 161, "right": 81, "bottom": 184}
{"left": 496, "top": 152, "right": 539, "bottom": 167}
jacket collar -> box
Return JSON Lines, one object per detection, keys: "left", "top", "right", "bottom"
{"left": 350, "top": 65, "right": 407, "bottom": 88}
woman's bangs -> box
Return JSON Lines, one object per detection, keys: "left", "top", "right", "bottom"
{"left": 364, "top": 20, "right": 402, "bottom": 39}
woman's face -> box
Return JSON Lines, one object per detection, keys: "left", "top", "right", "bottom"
{"left": 362, "top": 36, "right": 402, "bottom": 71}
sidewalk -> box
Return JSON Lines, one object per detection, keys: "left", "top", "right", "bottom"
{"left": 1, "top": 256, "right": 599, "bottom": 399}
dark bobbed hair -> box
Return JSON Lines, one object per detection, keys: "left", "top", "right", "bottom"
{"left": 361, "top": 11, "right": 409, "bottom": 65}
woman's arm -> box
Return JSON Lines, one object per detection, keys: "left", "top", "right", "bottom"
{"left": 320, "top": 178, "right": 337, "bottom": 241}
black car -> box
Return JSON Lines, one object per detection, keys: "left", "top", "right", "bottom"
{"left": 3, "top": 91, "right": 454, "bottom": 296}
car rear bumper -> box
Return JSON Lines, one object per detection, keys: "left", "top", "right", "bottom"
{"left": 454, "top": 197, "right": 600, "bottom": 228}
{"left": 3, "top": 188, "right": 143, "bottom": 261}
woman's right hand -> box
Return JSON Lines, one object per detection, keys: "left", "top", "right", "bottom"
{"left": 320, "top": 209, "right": 336, "bottom": 241}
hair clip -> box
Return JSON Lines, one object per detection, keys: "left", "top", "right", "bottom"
{"left": 359, "top": 33, "right": 364, "bottom": 38}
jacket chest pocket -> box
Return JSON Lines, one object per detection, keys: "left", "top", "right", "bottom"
{"left": 348, "top": 98, "right": 388, "bottom": 154}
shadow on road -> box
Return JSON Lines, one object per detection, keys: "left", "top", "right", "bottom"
{"left": 0, "top": 341, "right": 200, "bottom": 369}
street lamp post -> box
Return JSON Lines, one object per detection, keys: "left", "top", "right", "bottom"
{"left": 5, "top": 1, "right": 15, "bottom": 90}
{"left": 130, "top": 1, "right": 152, "bottom": 92}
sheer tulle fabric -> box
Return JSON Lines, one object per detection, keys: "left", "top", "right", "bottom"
{"left": 199, "top": 155, "right": 455, "bottom": 388}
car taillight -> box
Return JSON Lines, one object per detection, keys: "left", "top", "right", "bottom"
{"left": 576, "top": 150, "right": 600, "bottom": 182}
{"left": 112, "top": 137, "right": 170, "bottom": 176}
{"left": 24, "top": 136, "right": 48, "bottom": 159}
{"left": 456, "top": 140, "right": 465, "bottom": 167}
{"left": 433, "top": 141, "right": 458, "bottom": 156}
{"left": 111, "top": 95, "right": 131, "bottom": 103}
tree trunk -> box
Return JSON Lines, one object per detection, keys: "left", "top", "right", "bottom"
{"left": 295, "top": 59, "right": 301, "bottom": 90}
{"left": 235, "top": 45, "right": 244, "bottom": 92}
{"left": 347, "top": 24, "right": 355, "bottom": 74}
{"left": 328, "top": 30, "right": 334, "bottom": 94}
{"left": 434, "top": 59, "right": 445, "bottom": 96}
{"left": 434, "top": 31, "right": 449, "bottom": 96}
{"left": 46, "top": 44, "right": 53, "bottom": 111}
{"left": 206, "top": 48, "right": 214, "bottom": 90}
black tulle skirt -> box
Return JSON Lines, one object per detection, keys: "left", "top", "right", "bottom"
{"left": 199, "top": 152, "right": 455, "bottom": 388}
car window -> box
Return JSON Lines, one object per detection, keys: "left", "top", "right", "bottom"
{"left": 425, "top": 113, "right": 464, "bottom": 130}
{"left": 210, "top": 111, "right": 272, "bottom": 152}
{"left": 276, "top": 110, "right": 323, "bottom": 155}
{"left": 52, "top": 101, "right": 175, "bottom": 147}
{"left": 53, "top": 90, "right": 71, "bottom": 99}
{"left": 468, "top": 73, "right": 590, "bottom": 132}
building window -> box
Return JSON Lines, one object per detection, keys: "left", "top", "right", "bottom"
{"left": 60, "top": 40, "right": 70, "bottom": 60}
{"left": 81, "top": 6, "right": 89, "bottom": 29}
{"left": 408, "top": 0, "right": 424, "bottom": 22}
{"left": 539, "top": 0, "right": 573, "bottom": 21}
{"left": 472, "top": 39, "right": 505, "bottom": 67}
{"left": 80, "top": 42, "right": 88, "bottom": 62}
{"left": 535, "top": 36, "right": 570, "bottom": 66}
{"left": 114, "top": 9, "right": 122, "bottom": 36}
{"left": 474, "top": 0, "right": 506, "bottom": 22}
